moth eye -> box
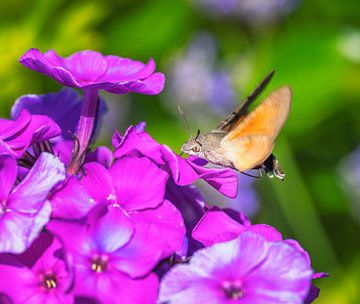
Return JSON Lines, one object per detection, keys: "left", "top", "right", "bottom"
{"left": 192, "top": 146, "right": 200, "bottom": 153}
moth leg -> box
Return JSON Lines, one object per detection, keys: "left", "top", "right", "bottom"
{"left": 262, "top": 154, "right": 285, "bottom": 181}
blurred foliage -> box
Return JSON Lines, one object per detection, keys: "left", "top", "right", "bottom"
{"left": 1, "top": 0, "right": 360, "bottom": 302}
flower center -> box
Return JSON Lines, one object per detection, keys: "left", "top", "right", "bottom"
{"left": 42, "top": 274, "right": 57, "bottom": 289}
{"left": 0, "top": 203, "right": 9, "bottom": 217}
{"left": 222, "top": 281, "right": 243, "bottom": 300}
{"left": 91, "top": 255, "right": 108, "bottom": 273}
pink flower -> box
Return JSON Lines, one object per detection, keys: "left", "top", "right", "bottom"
{"left": 19, "top": 49, "right": 165, "bottom": 95}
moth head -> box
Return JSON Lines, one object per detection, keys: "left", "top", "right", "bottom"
{"left": 181, "top": 129, "right": 203, "bottom": 156}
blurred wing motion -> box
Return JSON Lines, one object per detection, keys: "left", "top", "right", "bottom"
{"left": 219, "top": 86, "right": 292, "bottom": 171}
{"left": 217, "top": 70, "right": 275, "bottom": 131}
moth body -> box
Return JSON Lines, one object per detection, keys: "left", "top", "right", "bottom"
{"left": 180, "top": 70, "right": 291, "bottom": 180}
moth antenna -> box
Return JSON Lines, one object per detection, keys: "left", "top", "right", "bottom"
{"left": 177, "top": 105, "right": 192, "bottom": 136}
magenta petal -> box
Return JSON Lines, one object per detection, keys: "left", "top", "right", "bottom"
{"left": 0, "top": 151, "right": 17, "bottom": 201}
{"left": 7, "top": 113, "right": 61, "bottom": 157}
{"left": 82, "top": 162, "right": 114, "bottom": 203}
{"left": 114, "top": 125, "right": 238, "bottom": 198}
{"left": 0, "top": 110, "right": 31, "bottom": 140}
{"left": 9, "top": 153, "right": 65, "bottom": 213}
{"left": 0, "top": 201, "right": 52, "bottom": 253}
{"left": 102, "top": 56, "right": 156, "bottom": 82}
{"left": 85, "top": 146, "right": 113, "bottom": 168}
{"left": 53, "top": 140, "right": 73, "bottom": 165}
{"left": 20, "top": 48, "right": 165, "bottom": 95}
{"left": 130, "top": 200, "right": 186, "bottom": 257}
{"left": 110, "top": 156, "right": 168, "bottom": 211}
{"left": 47, "top": 219, "right": 89, "bottom": 256}
{"left": 304, "top": 285, "right": 321, "bottom": 304}
{"left": 63, "top": 50, "right": 107, "bottom": 82}
{"left": 0, "top": 264, "right": 38, "bottom": 303}
{"left": 245, "top": 241, "right": 313, "bottom": 303}
{"left": 247, "top": 224, "right": 283, "bottom": 242}
{"left": 192, "top": 207, "right": 245, "bottom": 246}
{"left": 188, "top": 159, "right": 238, "bottom": 198}
{"left": 159, "top": 233, "right": 269, "bottom": 304}
{"left": 160, "top": 277, "right": 223, "bottom": 304}
{"left": 104, "top": 72, "right": 166, "bottom": 95}
{"left": 23, "top": 114, "right": 61, "bottom": 144}
{"left": 50, "top": 177, "right": 96, "bottom": 219}
{"left": 74, "top": 270, "right": 159, "bottom": 304}
{"left": 89, "top": 207, "right": 134, "bottom": 253}
{"left": 111, "top": 220, "right": 164, "bottom": 277}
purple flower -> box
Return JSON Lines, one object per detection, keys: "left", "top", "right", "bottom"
{"left": 165, "top": 33, "right": 236, "bottom": 116}
{"left": 159, "top": 232, "right": 313, "bottom": 303}
{"left": 19, "top": 49, "right": 166, "bottom": 174}
{"left": 165, "top": 180, "right": 207, "bottom": 256}
{"left": 11, "top": 87, "right": 107, "bottom": 141}
{"left": 0, "top": 148, "right": 65, "bottom": 253}
{"left": 0, "top": 232, "right": 73, "bottom": 303}
{"left": 49, "top": 207, "right": 159, "bottom": 304}
{"left": 192, "top": 206, "right": 281, "bottom": 247}
{"left": 80, "top": 156, "right": 185, "bottom": 256}
{"left": 194, "top": 0, "right": 300, "bottom": 24}
{"left": 53, "top": 140, "right": 113, "bottom": 168}
{"left": 0, "top": 109, "right": 61, "bottom": 158}
{"left": 113, "top": 124, "right": 238, "bottom": 198}
{"left": 19, "top": 49, "right": 165, "bottom": 95}
{"left": 192, "top": 207, "right": 327, "bottom": 303}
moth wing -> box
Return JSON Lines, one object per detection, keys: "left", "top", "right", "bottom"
{"left": 217, "top": 70, "right": 275, "bottom": 131}
{"left": 221, "top": 135, "right": 274, "bottom": 171}
{"left": 220, "top": 86, "right": 291, "bottom": 171}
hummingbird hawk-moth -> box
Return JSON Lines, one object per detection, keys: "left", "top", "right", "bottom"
{"left": 180, "top": 70, "right": 291, "bottom": 180}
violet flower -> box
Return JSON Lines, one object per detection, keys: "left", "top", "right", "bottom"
{"left": 12, "top": 87, "right": 107, "bottom": 142}
{"left": 165, "top": 180, "right": 207, "bottom": 256}
{"left": 192, "top": 206, "right": 281, "bottom": 246}
{"left": 0, "top": 148, "right": 65, "bottom": 253}
{"left": 194, "top": 0, "right": 300, "bottom": 25}
{"left": 159, "top": 232, "right": 313, "bottom": 304}
{"left": 192, "top": 207, "right": 328, "bottom": 303}
{"left": 0, "top": 109, "right": 61, "bottom": 158}
{"left": 113, "top": 124, "right": 238, "bottom": 198}
{"left": 19, "top": 49, "right": 165, "bottom": 94}
{"left": 166, "top": 33, "right": 236, "bottom": 116}
{"left": 0, "top": 232, "right": 73, "bottom": 303}
{"left": 80, "top": 156, "right": 185, "bottom": 257}
{"left": 48, "top": 207, "right": 159, "bottom": 304}
{"left": 19, "top": 48, "right": 165, "bottom": 174}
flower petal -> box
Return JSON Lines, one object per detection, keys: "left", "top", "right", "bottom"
{"left": 82, "top": 162, "right": 114, "bottom": 203}
{"left": 130, "top": 200, "right": 186, "bottom": 258}
{"left": 89, "top": 207, "right": 134, "bottom": 253}
{"left": 104, "top": 72, "right": 165, "bottom": 95}
{"left": 111, "top": 220, "right": 164, "bottom": 277}
{"left": 11, "top": 87, "right": 82, "bottom": 140}
{"left": 110, "top": 156, "right": 168, "bottom": 211}
{"left": 50, "top": 177, "right": 96, "bottom": 219}
{"left": 192, "top": 207, "right": 245, "bottom": 246}
{"left": 20, "top": 48, "right": 165, "bottom": 95}
{"left": 62, "top": 50, "right": 108, "bottom": 82}
{"left": 0, "top": 201, "right": 52, "bottom": 253}
{"left": 9, "top": 153, "right": 65, "bottom": 213}
{"left": 74, "top": 270, "right": 159, "bottom": 304}
{"left": 114, "top": 125, "right": 238, "bottom": 198}
{"left": 101, "top": 57, "right": 156, "bottom": 82}
{"left": 0, "top": 148, "right": 17, "bottom": 202}
{"left": 85, "top": 146, "right": 113, "bottom": 168}
{"left": 244, "top": 241, "right": 313, "bottom": 303}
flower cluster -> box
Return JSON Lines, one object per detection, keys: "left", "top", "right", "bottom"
{"left": 0, "top": 48, "right": 325, "bottom": 303}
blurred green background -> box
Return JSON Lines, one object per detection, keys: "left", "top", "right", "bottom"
{"left": 1, "top": 0, "right": 360, "bottom": 302}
